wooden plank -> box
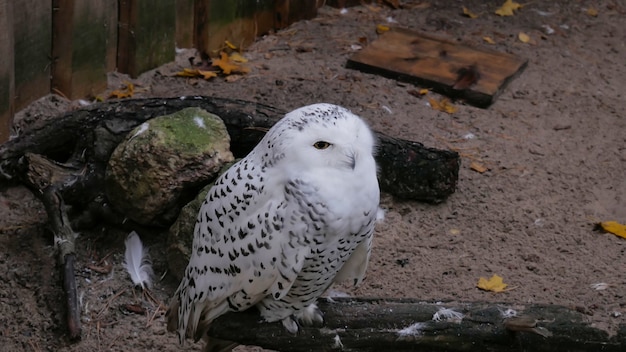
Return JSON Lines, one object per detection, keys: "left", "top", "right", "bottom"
{"left": 275, "top": 0, "right": 318, "bottom": 30}
{"left": 325, "top": 0, "right": 372, "bottom": 8}
{"left": 196, "top": 0, "right": 274, "bottom": 56}
{"left": 0, "top": 0, "right": 14, "bottom": 143}
{"left": 118, "top": 0, "right": 176, "bottom": 78}
{"left": 176, "top": 0, "right": 194, "bottom": 48}
{"left": 52, "top": 0, "right": 117, "bottom": 99}
{"left": 13, "top": 0, "right": 52, "bottom": 111}
{"left": 347, "top": 28, "right": 528, "bottom": 107}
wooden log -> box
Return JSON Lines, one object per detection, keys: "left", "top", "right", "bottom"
{"left": 347, "top": 28, "right": 528, "bottom": 108}
{"left": 118, "top": 0, "right": 176, "bottom": 77}
{"left": 0, "top": 0, "right": 14, "bottom": 143}
{"left": 13, "top": 0, "right": 52, "bottom": 111}
{"left": 206, "top": 297, "right": 626, "bottom": 352}
{"left": 51, "top": 0, "right": 117, "bottom": 99}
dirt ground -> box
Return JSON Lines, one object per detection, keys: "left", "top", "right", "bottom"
{"left": 1, "top": 1, "right": 625, "bottom": 351}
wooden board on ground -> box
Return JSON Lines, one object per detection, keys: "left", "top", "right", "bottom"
{"left": 51, "top": 0, "right": 118, "bottom": 99}
{"left": 347, "top": 27, "right": 528, "bottom": 107}
{"left": 0, "top": 0, "right": 14, "bottom": 143}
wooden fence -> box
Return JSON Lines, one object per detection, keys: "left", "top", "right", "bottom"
{"left": 0, "top": 0, "right": 363, "bottom": 143}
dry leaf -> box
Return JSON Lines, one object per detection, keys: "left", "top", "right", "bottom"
{"left": 229, "top": 52, "right": 248, "bottom": 63}
{"left": 586, "top": 6, "right": 598, "bottom": 17}
{"left": 470, "top": 161, "right": 488, "bottom": 173}
{"left": 212, "top": 51, "right": 250, "bottom": 74}
{"left": 495, "top": 0, "right": 522, "bottom": 16}
{"left": 518, "top": 32, "right": 531, "bottom": 43}
{"left": 428, "top": 97, "right": 457, "bottom": 114}
{"left": 109, "top": 82, "right": 134, "bottom": 99}
{"left": 477, "top": 274, "right": 508, "bottom": 293}
{"left": 598, "top": 221, "right": 626, "bottom": 239}
{"left": 483, "top": 36, "right": 495, "bottom": 44}
{"left": 419, "top": 88, "right": 430, "bottom": 95}
{"left": 462, "top": 6, "right": 478, "bottom": 18}
{"left": 224, "top": 40, "right": 237, "bottom": 50}
{"left": 376, "top": 24, "right": 390, "bottom": 34}
{"left": 175, "top": 68, "right": 217, "bottom": 80}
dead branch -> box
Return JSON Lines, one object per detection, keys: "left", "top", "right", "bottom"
{"left": 206, "top": 297, "right": 625, "bottom": 352}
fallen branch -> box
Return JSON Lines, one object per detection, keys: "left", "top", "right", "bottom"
{"left": 207, "top": 297, "right": 625, "bottom": 352}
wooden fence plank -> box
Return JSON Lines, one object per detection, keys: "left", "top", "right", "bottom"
{"left": 0, "top": 0, "right": 14, "bottom": 143}
{"left": 176, "top": 0, "right": 194, "bottom": 48}
{"left": 195, "top": 0, "right": 275, "bottom": 57}
{"left": 118, "top": 0, "right": 176, "bottom": 77}
{"left": 52, "top": 0, "right": 117, "bottom": 99}
{"left": 13, "top": 0, "right": 52, "bottom": 112}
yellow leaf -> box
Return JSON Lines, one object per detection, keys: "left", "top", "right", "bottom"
{"left": 229, "top": 52, "right": 248, "bottom": 63}
{"left": 419, "top": 88, "right": 430, "bottom": 95}
{"left": 483, "top": 36, "right": 495, "bottom": 44}
{"left": 376, "top": 24, "right": 390, "bottom": 34}
{"left": 462, "top": 6, "right": 478, "bottom": 19}
{"left": 599, "top": 221, "right": 626, "bottom": 239}
{"left": 587, "top": 6, "right": 598, "bottom": 17}
{"left": 428, "top": 97, "right": 457, "bottom": 114}
{"left": 212, "top": 51, "right": 250, "bottom": 75}
{"left": 518, "top": 32, "right": 530, "bottom": 43}
{"left": 175, "top": 68, "right": 217, "bottom": 80}
{"left": 477, "top": 274, "right": 508, "bottom": 293}
{"left": 224, "top": 40, "right": 237, "bottom": 50}
{"left": 495, "top": 0, "right": 522, "bottom": 16}
{"left": 109, "top": 82, "right": 134, "bottom": 99}
{"left": 470, "top": 161, "right": 488, "bottom": 173}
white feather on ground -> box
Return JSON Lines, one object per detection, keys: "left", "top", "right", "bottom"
{"left": 123, "top": 231, "right": 153, "bottom": 289}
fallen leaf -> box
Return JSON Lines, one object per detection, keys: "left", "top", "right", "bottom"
{"left": 229, "top": 52, "right": 248, "bottom": 63}
{"left": 477, "top": 274, "right": 508, "bottom": 293}
{"left": 462, "top": 6, "right": 478, "bottom": 18}
{"left": 586, "top": 6, "right": 598, "bottom": 17}
{"left": 376, "top": 24, "right": 390, "bottom": 34}
{"left": 224, "top": 40, "right": 237, "bottom": 50}
{"left": 212, "top": 51, "right": 250, "bottom": 74}
{"left": 483, "top": 36, "right": 496, "bottom": 44}
{"left": 109, "top": 82, "right": 134, "bottom": 99}
{"left": 428, "top": 97, "right": 457, "bottom": 114}
{"left": 518, "top": 32, "right": 531, "bottom": 43}
{"left": 175, "top": 68, "right": 218, "bottom": 80}
{"left": 470, "top": 161, "right": 488, "bottom": 173}
{"left": 495, "top": 0, "right": 522, "bottom": 16}
{"left": 598, "top": 221, "right": 626, "bottom": 239}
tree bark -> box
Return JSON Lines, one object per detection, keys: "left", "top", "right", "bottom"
{"left": 206, "top": 297, "right": 625, "bottom": 352}
{"left": 0, "top": 96, "right": 459, "bottom": 207}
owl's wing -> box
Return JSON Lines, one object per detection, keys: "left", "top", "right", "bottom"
{"left": 170, "top": 159, "right": 313, "bottom": 342}
{"left": 333, "top": 226, "right": 373, "bottom": 286}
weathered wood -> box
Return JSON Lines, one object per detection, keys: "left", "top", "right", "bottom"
{"left": 347, "top": 28, "right": 528, "bottom": 108}
{"left": 118, "top": 0, "right": 176, "bottom": 77}
{"left": 51, "top": 0, "right": 117, "bottom": 99}
{"left": 326, "top": 0, "right": 372, "bottom": 8}
{"left": 275, "top": 0, "right": 318, "bottom": 30}
{"left": 175, "top": 0, "right": 195, "bottom": 48}
{"left": 195, "top": 0, "right": 275, "bottom": 57}
{"left": 0, "top": 97, "right": 458, "bottom": 207}
{"left": 206, "top": 297, "right": 626, "bottom": 352}
{"left": 41, "top": 187, "right": 81, "bottom": 340}
{"left": 0, "top": 0, "right": 14, "bottom": 143}
{"left": 13, "top": 0, "right": 52, "bottom": 111}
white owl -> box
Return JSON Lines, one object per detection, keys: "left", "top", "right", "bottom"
{"left": 168, "top": 103, "right": 380, "bottom": 350}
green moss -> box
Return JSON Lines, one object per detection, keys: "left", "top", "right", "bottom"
{"left": 148, "top": 107, "right": 230, "bottom": 153}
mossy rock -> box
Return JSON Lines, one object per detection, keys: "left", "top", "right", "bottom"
{"left": 105, "top": 107, "right": 234, "bottom": 226}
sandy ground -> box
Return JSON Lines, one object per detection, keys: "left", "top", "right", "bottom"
{"left": 1, "top": 1, "right": 625, "bottom": 351}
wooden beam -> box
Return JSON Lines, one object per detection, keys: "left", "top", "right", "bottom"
{"left": 118, "top": 0, "right": 176, "bottom": 78}
{"left": 0, "top": 0, "right": 14, "bottom": 143}
{"left": 13, "top": 0, "right": 52, "bottom": 111}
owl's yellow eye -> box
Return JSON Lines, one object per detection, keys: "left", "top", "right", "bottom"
{"left": 313, "top": 141, "right": 331, "bottom": 150}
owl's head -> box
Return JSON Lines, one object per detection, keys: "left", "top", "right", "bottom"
{"left": 259, "top": 103, "right": 377, "bottom": 174}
